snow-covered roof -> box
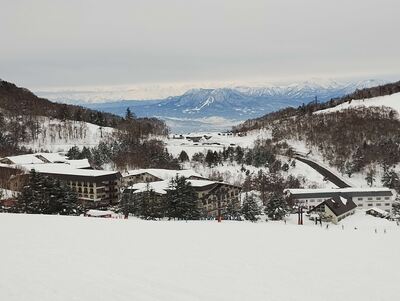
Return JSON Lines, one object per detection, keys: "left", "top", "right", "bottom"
{"left": 25, "top": 164, "right": 120, "bottom": 178}
{"left": 188, "top": 179, "right": 217, "bottom": 187}
{"left": 3, "top": 154, "right": 45, "bottom": 165}
{"left": 128, "top": 181, "right": 170, "bottom": 195}
{"left": 339, "top": 196, "right": 348, "bottom": 205}
{"left": 124, "top": 169, "right": 204, "bottom": 181}
{"left": 1, "top": 153, "right": 88, "bottom": 167}
{"left": 127, "top": 179, "right": 219, "bottom": 195}
{"left": 66, "top": 159, "right": 91, "bottom": 169}
{"left": 285, "top": 187, "right": 393, "bottom": 197}
{"left": 36, "top": 153, "right": 67, "bottom": 163}
{"left": 309, "top": 196, "right": 356, "bottom": 217}
{"left": 366, "top": 207, "right": 389, "bottom": 216}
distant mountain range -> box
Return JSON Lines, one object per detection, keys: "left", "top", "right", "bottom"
{"left": 81, "top": 79, "right": 386, "bottom": 132}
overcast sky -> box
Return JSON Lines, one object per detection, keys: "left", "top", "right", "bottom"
{"left": 1, "top": 0, "right": 399, "bottom": 89}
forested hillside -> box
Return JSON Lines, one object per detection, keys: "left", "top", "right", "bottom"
{"left": 236, "top": 80, "right": 400, "bottom": 132}
{"left": 234, "top": 80, "right": 400, "bottom": 189}
{"left": 0, "top": 80, "right": 174, "bottom": 169}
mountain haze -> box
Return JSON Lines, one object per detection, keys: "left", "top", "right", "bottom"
{"left": 85, "top": 79, "right": 386, "bottom": 132}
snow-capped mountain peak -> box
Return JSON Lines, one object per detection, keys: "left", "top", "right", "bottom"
{"left": 80, "top": 78, "right": 391, "bottom": 132}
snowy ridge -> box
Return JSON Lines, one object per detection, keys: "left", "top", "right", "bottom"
{"left": 81, "top": 79, "right": 386, "bottom": 132}
{"left": 315, "top": 92, "right": 400, "bottom": 115}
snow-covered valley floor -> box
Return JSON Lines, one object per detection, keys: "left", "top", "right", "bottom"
{"left": 0, "top": 212, "right": 399, "bottom": 301}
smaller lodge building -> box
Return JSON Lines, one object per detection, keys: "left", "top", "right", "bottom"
{"left": 308, "top": 196, "right": 357, "bottom": 224}
{"left": 122, "top": 169, "right": 241, "bottom": 218}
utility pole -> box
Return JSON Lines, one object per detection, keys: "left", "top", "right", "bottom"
{"left": 298, "top": 204, "right": 303, "bottom": 225}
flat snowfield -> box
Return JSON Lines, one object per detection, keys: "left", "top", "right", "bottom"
{"left": 0, "top": 213, "right": 399, "bottom": 301}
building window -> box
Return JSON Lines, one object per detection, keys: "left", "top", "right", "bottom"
{"left": 376, "top": 197, "right": 381, "bottom": 200}
{"left": 385, "top": 203, "right": 390, "bottom": 206}
{"left": 357, "top": 204, "right": 363, "bottom": 207}
{"left": 376, "top": 203, "right": 381, "bottom": 206}
{"left": 367, "top": 203, "right": 373, "bottom": 207}
{"left": 384, "top": 197, "right": 390, "bottom": 200}
{"left": 367, "top": 197, "right": 373, "bottom": 201}
{"left": 357, "top": 197, "right": 363, "bottom": 201}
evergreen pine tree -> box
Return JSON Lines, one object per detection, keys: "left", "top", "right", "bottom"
{"left": 79, "top": 147, "right": 92, "bottom": 161}
{"left": 264, "top": 196, "right": 288, "bottom": 221}
{"left": 16, "top": 170, "right": 80, "bottom": 215}
{"left": 205, "top": 150, "right": 215, "bottom": 167}
{"left": 392, "top": 200, "right": 400, "bottom": 218}
{"left": 178, "top": 150, "right": 189, "bottom": 162}
{"left": 365, "top": 168, "right": 376, "bottom": 187}
{"left": 381, "top": 169, "right": 400, "bottom": 190}
{"left": 120, "top": 190, "right": 136, "bottom": 218}
{"left": 241, "top": 193, "right": 261, "bottom": 222}
{"left": 66, "top": 146, "right": 81, "bottom": 160}
{"left": 166, "top": 176, "right": 200, "bottom": 220}
{"left": 138, "top": 183, "right": 166, "bottom": 219}
{"left": 225, "top": 200, "right": 241, "bottom": 220}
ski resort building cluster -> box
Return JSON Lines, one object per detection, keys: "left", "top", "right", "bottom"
{"left": 0, "top": 153, "right": 241, "bottom": 216}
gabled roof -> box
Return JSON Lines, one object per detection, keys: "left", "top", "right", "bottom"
{"left": 310, "top": 196, "right": 357, "bottom": 217}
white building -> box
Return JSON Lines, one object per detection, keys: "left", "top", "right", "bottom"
{"left": 285, "top": 187, "right": 395, "bottom": 213}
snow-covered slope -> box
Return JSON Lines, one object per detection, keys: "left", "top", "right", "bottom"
{"left": 20, "top": 116, "right": 115, "bottom": 152}
{"left": 315, "top": 92, "right": 400, "bottom": 115}
{"left": 0, "top": 213, "right": 398, "bottom": 301}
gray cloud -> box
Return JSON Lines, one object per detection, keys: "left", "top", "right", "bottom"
{"left": 1, "top": 0, "right": 399, "bottom": 88}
